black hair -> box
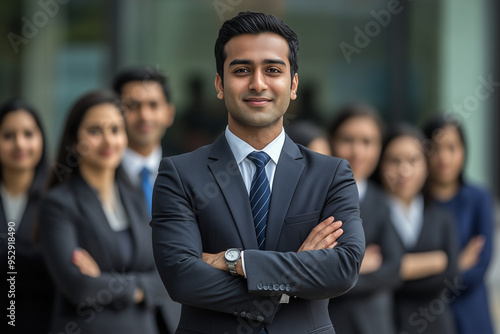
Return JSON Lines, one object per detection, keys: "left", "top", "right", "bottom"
{"left": 286, "top": 121, "right": 326, "bottom": 148}
{"left": 112, "top": 66, "right": 171, "bottom": 102}
{"left": 214, "top": 11, "right": 299, "bottom": 85}
{"left": 328, "top": 103, "right": 385, "bottom": 143}
{"left": 422, "top": 115, "right": 466, "bottom": 184}
{"left": 47, "top": 90, "right": 123, "bottom": 189}
{"left": 371, "top": 123, "right": 426, "bottom": 187}
{"left": 0, "top": 98, "right": 47, "bottom": 196}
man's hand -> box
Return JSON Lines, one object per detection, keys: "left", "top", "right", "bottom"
{"left": 359, "top": 244, "right": 383, "bottom": 274}
{"left": 202, "top": 216, "right": 343, "bottom": 275}
{"left": 297, "top": 216, "right": 343, "bottom": 252}
{"left": 72, "top": 248, "right": 101, "bottom": 278}
{"left": 202, "top": 252, "right": 226, "bottom": 271}
{"left": 202, "top": 251, "right": 245, "bottom": 276}
{"left": 459, "top": 235, "right": 485, "bottom": 272}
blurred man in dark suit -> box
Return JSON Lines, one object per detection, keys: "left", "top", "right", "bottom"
{"left": 113, "top": 67, "right": 180, "bottom": 333}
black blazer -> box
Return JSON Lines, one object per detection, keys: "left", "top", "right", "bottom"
{"left": 394, "top": 204, "right": 459, "bottom": 334}
{"left": 39, "top": 171, "right": 167, "bottom": 334}
{"left": 329, "top": 181, "right": 403, "bottom": 334}
{"left": 0, "top": 173, "right": 54, "bottom": 334}
{"left": 151, "top": 135, "right": 366, "bottom": 334}
{"left": 117, "top": 161, "right": 182, "bottom": 334}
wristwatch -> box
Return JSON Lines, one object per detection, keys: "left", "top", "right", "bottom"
{"left": 225, "top": 248, "right": 242, "bottom": 276}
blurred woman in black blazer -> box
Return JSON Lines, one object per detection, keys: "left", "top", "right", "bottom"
{"left": 39, "top": 90, "right": 167, "bottom": 334}
{"left": 376, "top": 124, "right": 459, "bottom": 334}
{"left": 327, "top": 105, "right": 403, "bottom": 334}
{"left": 0, "top": 99, "right": 53, "bottom": 334}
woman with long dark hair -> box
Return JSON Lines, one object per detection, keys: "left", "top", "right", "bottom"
{"left": 423, "top": 116, "right": 495, "bottom": 334}
{"left": 376, "top": 124, "right": 459, "bottom": 334}
{"left": 39, "top": 90, "right": 167, "bottom": 333}
{"left": 327, "top": 105, "right": 403, "bottom": 334}
{"left": 0, "top": 99, "right": 54, "bottom": 334}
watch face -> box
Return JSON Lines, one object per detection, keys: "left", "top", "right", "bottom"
{"left": 226, "top": 249, "right": 239, "bottom": 261}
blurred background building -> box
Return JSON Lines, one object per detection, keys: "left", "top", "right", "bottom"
{"left": 1, "top": 0, "right": 499, "bottom": 330}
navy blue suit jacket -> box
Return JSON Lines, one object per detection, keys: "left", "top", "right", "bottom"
{"left": 151, "top": 134, "right": 365, "bottom": 334}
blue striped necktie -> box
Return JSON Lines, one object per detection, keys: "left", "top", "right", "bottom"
{"left": 140, "top": 166, "right": 153, "bottom": 216}
{"left": 247, "top": 151, "right": 271, "bottom": 250}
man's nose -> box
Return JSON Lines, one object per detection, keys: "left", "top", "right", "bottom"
{"left": 249, "top": 71, "right": 268, "bottom": 92}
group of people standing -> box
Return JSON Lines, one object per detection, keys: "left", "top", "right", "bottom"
{"left": 288, "top": 106, "right": 495, "bottom": 334}
{"left": 0, "top": 68, "right": 180, "bottom": 334}
{"left": 0, "top": 10, "right": 496, "bottom": 334}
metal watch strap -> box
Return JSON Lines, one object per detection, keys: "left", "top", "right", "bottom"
{"left": 228, "top": 261, "right": 238, "bottom": 276}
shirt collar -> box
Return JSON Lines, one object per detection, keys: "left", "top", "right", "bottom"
{"left": 224, "top": 126, "right": 285, "bottom": 165}
{"left": 122, "top": 146, "right": 162, "bottom": 176}
{"left": 388, "top": 194, "right": 424, "bottom": 220}
{"left": 356, "top": 178, "right": 368, "bottom": 202}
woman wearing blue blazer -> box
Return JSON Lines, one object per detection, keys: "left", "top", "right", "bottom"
{"left": 424, "top": 117, "right": 495, "bottom": 334}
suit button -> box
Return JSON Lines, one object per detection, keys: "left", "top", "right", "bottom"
{"left": 263, "top": 285, "right": 269, "bottom": 291}
{"left": 286, "top": 284, "right": 291, "bottom": 292}
{"left": 273, "top": 284, "right": 279, "bottom": 291}
{"left": 257, "top": 283, "right": 263, "bottom": 290}
{"left": 240, "top": 311, "right": 246, "bottom": 317}
{"left": 247, "top": 313, "right": 256, "bottom": 320}
{"left": 280, "top": 284, "right": 286, "bottom": 291}
{"left": 257, "top": 315, "right": 264, "bottom": 322}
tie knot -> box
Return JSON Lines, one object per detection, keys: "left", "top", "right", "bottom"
{"left": 248, "top": 151, "right": 271, "bottom": 168}
{"left": 140, "top": 166, "right": 150, "bottom": 177}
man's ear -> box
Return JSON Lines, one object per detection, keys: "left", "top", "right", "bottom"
{"left": 215, "top": 73, "right": 224, "bottom": 100}
{"left": 290, "top": 73, "right": 299, "bottom": 100}
{"left": 165, "top": 103, "right": 176, "bottom": 128}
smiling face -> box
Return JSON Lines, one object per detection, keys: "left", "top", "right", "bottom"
{"left": 120, "top": 80, "right": 174, "bottom": 152}
{"left": 331, "top": 116, "right": 382, "bottom": 181}
{"left": 380, "top": 136, "right": 428, "bottom": 204}
{"left": 0, "top": 110, "right": 43, "bottom": 173}
{"left": 76, "top": 103, "right": 127, "bottom": 172}
{"left": 215, "top": 32, "right": 298, "bottom": 133}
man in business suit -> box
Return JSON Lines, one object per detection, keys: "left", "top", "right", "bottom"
{"left": 151, "top": 12, "right": 365, "bottom": 334}
{"left": 113, "top": 67, "right": 181, "bottom": 333}
{"left": 113, "top": 67, "right": 175, "bottom": 215}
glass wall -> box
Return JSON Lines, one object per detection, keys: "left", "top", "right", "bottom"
{"left": 0, "top": 0, "right": 497, "bottom": 190}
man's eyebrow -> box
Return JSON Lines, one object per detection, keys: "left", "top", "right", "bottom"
{"left": 263, "top": 59, "right": 286, "bottom": 66}
{"left": 229, "top": 59, "right": 252, "bottom": 66}
{"left": 228, "top": 59, "right": 287, "bottom": 66}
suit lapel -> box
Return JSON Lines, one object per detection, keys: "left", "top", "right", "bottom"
{"left": 0, "top": 198, "right": 7, "bottom": 235}
{"left": 265, "top": 136, "right": 304, "bottom": 250}
{"left": 118, "top": 179, "right": 149, "bottom": 268}
{"left": 15, "top": 196, "right": 37, "bottom": 245}
{"left": 0, "top": 190, "right": 37, "bottom": 241}
{"left": 207, "top": 136, "right": 258, "bottom": 250}
{"left": 72, "top": 174, "right": 125, "bottom": 269}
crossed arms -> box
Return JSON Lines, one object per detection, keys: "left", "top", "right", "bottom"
{"left": 151, "top": 156, "right": 365, "bottom": 323}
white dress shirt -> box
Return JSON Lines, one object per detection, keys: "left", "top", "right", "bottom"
{"left": 225, "top": 126, "right": 290, "bottom": 303}
{"left": 356, "top": 178, "right": 368, "bottom": 203}
{"left": 121, "top": 146, "right": 162, "bottom": 187}
{"left": 224, "top": 126, "right": 285, "bottom": 194}
{"left": 388, "top": 194, "right": 424, "bottom": 249}
{"left": 1, "top": 184, "right": 27, "bottom": 230}
{"left": 101, "top": 184, "right": 130, "bottom": 232}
